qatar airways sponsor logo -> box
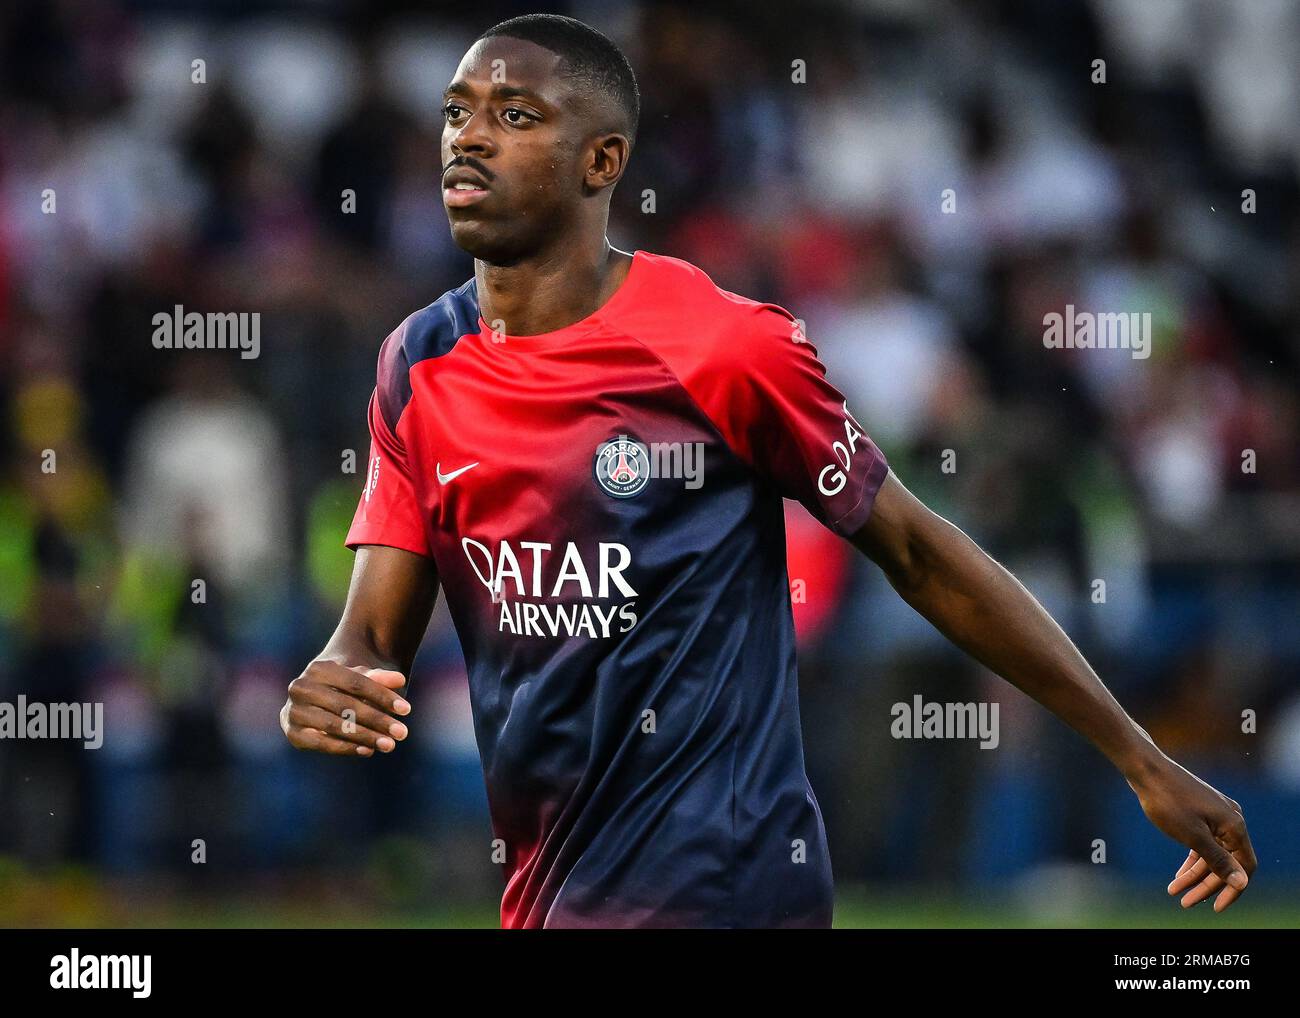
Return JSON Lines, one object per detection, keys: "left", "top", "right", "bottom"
{"left": 461, "top": 537, "right": 638, "bottom": 639}
{"left": 817, "top": 401, "right": 870, "bottom": 497}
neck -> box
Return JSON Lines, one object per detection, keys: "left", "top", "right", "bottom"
{"left": 475, "top": 233, "right": 632, "bottom": 336}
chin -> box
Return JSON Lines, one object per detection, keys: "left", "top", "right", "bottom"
{"left": 449, "top": 222, "right": 531, "bottom": 266}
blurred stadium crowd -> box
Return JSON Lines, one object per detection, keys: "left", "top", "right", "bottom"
{"left": 1, "top": 0, "right": 1298, "bottom": 919}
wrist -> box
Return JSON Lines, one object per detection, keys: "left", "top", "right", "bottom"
{"left": 1112, "top": 729, "right": 1169, "bottom": 788}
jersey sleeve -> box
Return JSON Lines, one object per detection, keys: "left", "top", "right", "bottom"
{"left": 710, "top": 303, "right": 889, "bottom": 537}
{"left": 344, "top": 349, "right": 433, "bottom": 557}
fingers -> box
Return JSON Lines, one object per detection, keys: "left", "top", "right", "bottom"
{"left": 1151, "top": 773, "right": 1257, "bottom": 914}
{"left": 1171, "top": 828, "right": 1250, "bottom": 911}
{"left": 1188, "top": 824, "right": 1248, "bottom": 892}
{"left": 312, "top": 660, "right": 412, "bottom": 715}
{"left": 1208, "top": 806, "right": 1257, "bottom": 912}
{"left": 290, "top": 683, "right": 407, "bottom": 742}
{"left": 1179, "top": 870, "right": 1223, "bottom": 909}
{"left": 1223, "top": 808, "right": 1259, "bottom": 878}
{"left": 283, "top": 660, "right": 413, "bottom": 757}
{"left": 1168, "top": 851, "right": 1205, "bottom": 895}
{"left": 287, "top": 703, "right": 402, "bottom": 753}
{"left": 1211, "top": 874, "right": 1247, "bottom": 913}
{"left": 1169, "top": 857, "right": 1219, "bottom": 907}
{"left": 1169, "top": 852, "right": 1230, "bottom": 909}
{"left": 1182, "top": 855, "right": 1255, "bottom": 912}
{"left": 288, "top": 725, "right": 375, "bottom": 757}
{"left": 360, "top": 667, "right": 409, "bottom": 691}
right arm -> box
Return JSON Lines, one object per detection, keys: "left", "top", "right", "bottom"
{"left": 280, "top": 544, "right": 440, "bottom": 757}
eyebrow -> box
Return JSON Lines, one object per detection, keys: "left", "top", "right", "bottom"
{"left": 443, "top": 81, "right": 550, "bottom": 105}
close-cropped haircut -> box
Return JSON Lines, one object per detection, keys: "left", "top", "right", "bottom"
{"left": 477, "top": 13, "right": 640, "bottom": 144}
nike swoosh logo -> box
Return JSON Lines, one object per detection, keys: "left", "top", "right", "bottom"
{"left": 436, "top": 461, "right": 479, "bottom": 484}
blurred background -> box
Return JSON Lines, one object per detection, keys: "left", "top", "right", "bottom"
{"left": 0, "top": 0, "right": 1298, "bottom": 927}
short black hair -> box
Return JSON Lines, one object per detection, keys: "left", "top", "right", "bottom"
{"left": 477, "top": 13, "right": 640, "bottom": 144}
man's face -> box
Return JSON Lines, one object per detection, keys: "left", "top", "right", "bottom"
{"left": 441, "top": 36, "right": 586, "bottom": 263}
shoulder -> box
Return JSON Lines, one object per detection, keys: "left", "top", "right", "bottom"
{"left": 374, "top": 276, "right": 480, "bottom": 432}
{"left": 627, "top": 251, "right": 805, "bottom": 378}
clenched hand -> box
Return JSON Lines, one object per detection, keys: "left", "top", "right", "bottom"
{"left": 281, "top": 660, "right": 411, "bottom": 757}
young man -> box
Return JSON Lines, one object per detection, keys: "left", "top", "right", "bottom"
{"left": 280, "top": 14, "right": 1256, "bottom": 928}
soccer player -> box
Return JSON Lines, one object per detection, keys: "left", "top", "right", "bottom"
{"left": 280, "top": 14, "right": 1257, "bottom": 928}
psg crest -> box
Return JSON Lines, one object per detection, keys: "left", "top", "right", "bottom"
{"left": 594, "top": 434, "right": 651, "bottom": 498}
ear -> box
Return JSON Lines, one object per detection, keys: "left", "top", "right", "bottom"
{"left": 583, "top": 133, "right": 631, "bottom": 195}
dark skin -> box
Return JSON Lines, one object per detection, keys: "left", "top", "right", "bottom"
{"left": 437, "top": 36, "right": 635, "bottom": 333}
{"left": 282, "top": 35, "right": 1257, "bottom": 913}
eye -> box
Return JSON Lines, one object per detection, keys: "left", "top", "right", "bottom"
{"left": 503, "top": 107, "right": 535, "bottom": 125}
{"left": 443, "top": 102, "right": 467, "bottom": 122}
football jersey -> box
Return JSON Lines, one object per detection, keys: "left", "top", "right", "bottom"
{"left": 346, "top": 250, "right": 889, "bottom": 928}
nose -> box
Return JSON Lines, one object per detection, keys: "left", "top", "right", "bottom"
{"left": 449, "top": 111, "right": 495, "bottom": 160}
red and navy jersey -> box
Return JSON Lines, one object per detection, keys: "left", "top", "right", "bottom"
{"left": 346, "top": 250, "right": 888, "bottom": 928}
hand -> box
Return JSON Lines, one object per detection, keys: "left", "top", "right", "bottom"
{"left": 281, "top": 660, "right": 411, "bottom": 757}
{"left": 1125, "top": 757, "right": 1257, "bottom": 912}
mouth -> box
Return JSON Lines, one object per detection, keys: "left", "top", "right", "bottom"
{"left": 443, "top": 170, "right": 492, "bottom": 209}
{"left": 444, "top": 181, "right": 491, "bottom": 208}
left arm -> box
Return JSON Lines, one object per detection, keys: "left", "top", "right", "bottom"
{"left": 851, "top": 469, "right": 1258, "bottom": 912}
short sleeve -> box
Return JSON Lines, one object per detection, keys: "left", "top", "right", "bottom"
{"left": 715, "top": 304, "right": 889, "bottom": 537}
{"left": 344, "top": 388, "right": 433, "bottom": 557}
